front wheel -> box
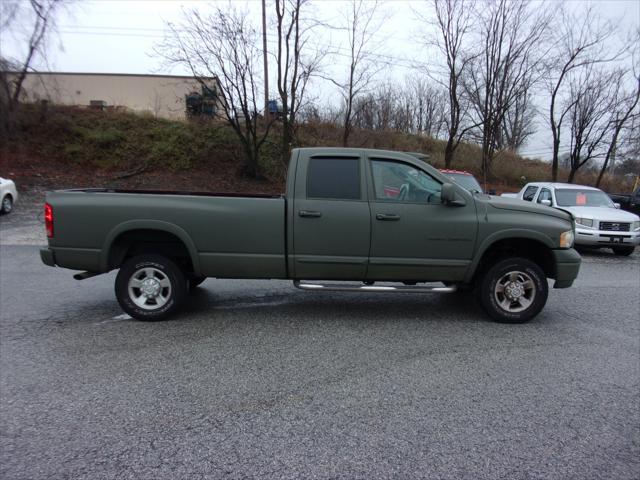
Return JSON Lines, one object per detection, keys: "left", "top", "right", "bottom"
{"left": 612, "top": 246, "right": 635, "bottom": 256}
{"left": 478, "top": 257, "right": 548, "bottom": 324}
{"left": 115, "top": 254, "right": 188, "bottom": 321}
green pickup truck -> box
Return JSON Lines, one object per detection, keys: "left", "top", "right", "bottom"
{"left": 40, "top": 148, "right": 581, "bottom": 323}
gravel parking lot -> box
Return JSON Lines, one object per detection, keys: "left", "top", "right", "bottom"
{"left": 1, "top": 194, "right": 639, "bottom": 479}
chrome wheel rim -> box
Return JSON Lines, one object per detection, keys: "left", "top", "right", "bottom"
{"left": 494, "top": 270, "right": 536, "bottom": 313}
{"left": 128, "top": 267, "right": 172, "bottom": 310}
{"left": 2, "top": 197, "right": 11, "bottom": 212}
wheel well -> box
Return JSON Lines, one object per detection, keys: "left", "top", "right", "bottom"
{"left": 108, "top": 229, "right": 194, "bottom": 273}
{"left": 473, "top": 238, "right": 555, "bottom": 281}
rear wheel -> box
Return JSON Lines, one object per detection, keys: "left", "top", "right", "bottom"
{"left": 478, "top": 257, "right": 548, "bottom": 323}
{"left": 115, "top": 254, "right": 188, "bottom": 321}
{"left": 1, "top": 195, "right": 13, "bottom": 214}
{"left": 612, "top": 246, "right": 634, "bottom": 256}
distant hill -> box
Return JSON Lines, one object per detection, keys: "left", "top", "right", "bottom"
{"left": 0, "top": 105, "right": 629, "bottom": 194}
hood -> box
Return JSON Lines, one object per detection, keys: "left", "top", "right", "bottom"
{"left": 560, "top": 206, "right": 640, "bottom": 222}
{"left": 485, "top": 195, "right": 572, "bottom": 221}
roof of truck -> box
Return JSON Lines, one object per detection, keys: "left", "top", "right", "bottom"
{"left": 295, "top": 147, "right": 425, "bottom": 157}
{"left": 525, "top": 182, "right": 601, "bottom": 191}
{"left": 440, "top": 169, "right": 475, "bottom": 176}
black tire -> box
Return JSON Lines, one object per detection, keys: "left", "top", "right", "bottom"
{"left": 1, "top": 195, "right": 13, "bottom": 214}
{"left": 188, "top": 276, "right": 207, "bottom": 290}
{"left": 612, "top": 246, "right": 635, "bottom": 256}
{"left": 478, "top": 257, "right": 548, "bottom": 324}
{"left": 115, "top": 254, "right": 188, "bottom": 321}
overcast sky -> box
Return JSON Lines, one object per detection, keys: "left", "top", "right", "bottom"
{"left": 2, "top": 0, "right": 639, "bottom": 159}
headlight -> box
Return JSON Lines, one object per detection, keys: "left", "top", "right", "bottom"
{"left": 560, "top": 230, "right": 574, "bottom": 248}
{"left": 633, "top": 221, "right": 640, "bottom": 231}
{"left": 575, "top": 217, "right": 593, "bottom": 228}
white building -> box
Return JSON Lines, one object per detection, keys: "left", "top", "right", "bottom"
{"left": 9, "top": 71, "right": 223, "bottom": 120}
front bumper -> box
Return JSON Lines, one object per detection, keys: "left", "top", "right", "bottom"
{"left": 552, "top": 248, "right": 581, "bottom": 288}
{"left": 575, "top": 228, "right": 640, "bottom": 247}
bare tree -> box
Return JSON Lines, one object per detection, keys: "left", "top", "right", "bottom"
{"left": 157, "top": 6, "right": 272, "bottom": 178}
{"left": 464, "top": 0, "right": 550, "bottom": 180}
{"left": 565, "top": 67, "right": 618, "bottom": 182}
{"left": 596, "top": 72, "right": 640, "bottom": 186}
{"left": 273, "top": 0, "right": 323, "bottom": 167}
{"left": 398, "top": 77, "right": 446, "bottom": 136}
{"left": 498, "top": 84, "right": 536, "bottom": 151}
{"left": 618, "top": 115, "right": 640, "bottom": 170}
{"left": 351, "top": 81, "right": 399, "bottom": 132}
{"left": 547, "top": 7, "right": 618, "bottom": 181}
{"left": 325, "top": 0, "right": 384, "bottom": 146}
{"left": 424, "top": 0, "right": 476, "bottom": 167}
{"left": 0, "top": 0, "right": 64, "bottom": 133}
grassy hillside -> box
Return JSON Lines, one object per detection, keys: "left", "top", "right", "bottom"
{"left": 0, "top": 105, "right": 631, "bottom": 194}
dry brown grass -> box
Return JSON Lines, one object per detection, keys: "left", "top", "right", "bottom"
{"left": 1, "top": 107, "right": 633, "bottom": 194}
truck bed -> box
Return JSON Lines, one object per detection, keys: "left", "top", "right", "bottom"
{"left": 46, "top": 189, "right": 287, "bottom": 278}
{"left": 64, "top": 187, "right": 283, "bottom": 198}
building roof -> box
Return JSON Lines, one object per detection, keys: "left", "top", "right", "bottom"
{"left": 7, "top": 71, "right": 218, "bottom": 81}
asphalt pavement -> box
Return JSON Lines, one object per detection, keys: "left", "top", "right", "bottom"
{"left": 1, "top": 206, "right": 639, "bottom": 479}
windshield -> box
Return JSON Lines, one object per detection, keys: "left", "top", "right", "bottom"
{"left": 446, "top": 173, "right": 483, "bottom": 193}
{"left": 555, "top": 189, "right": 615, "bottom": 207}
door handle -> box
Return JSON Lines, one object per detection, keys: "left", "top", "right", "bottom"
{"left": 376, "top": 213, "right": 400, "bottom": 221}
{"left": 299, "top": 210, "right": 322, "bottom": 218}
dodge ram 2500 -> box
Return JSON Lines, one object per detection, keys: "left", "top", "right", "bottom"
{"left": 40, "top": 148, "right": 581, "bottom": 323}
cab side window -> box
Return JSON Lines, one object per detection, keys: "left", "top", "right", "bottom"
{"left": 522, "top": 186, "right": 538, "bottom": 202}
{"left": 537, "top": 188, "right": 552, "bottom": 205}
{"left": 307, "top": 157, "right": 361, "bottom": 200}
{"left": 371, "top": 160, "right": 442, "bottom": 204}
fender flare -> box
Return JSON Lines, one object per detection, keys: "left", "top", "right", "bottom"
{"left": 100, "top": 220, "right": 202, "bottom": 276}
{"left": 464, "top": 229, "right": 555, "bottom": 283}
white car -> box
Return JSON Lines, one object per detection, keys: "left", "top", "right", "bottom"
{"left": 513, "top": 182, "right": 640, "bottom": 256}
{"left": 0, "top": 177, "right": 18, "bottom": 214}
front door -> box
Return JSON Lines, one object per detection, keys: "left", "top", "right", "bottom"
{"left": 292, "top": 152, "right": 371, "bottom": 279}
{"left": 366, "top": 157, "right": 478, "bottom": 282}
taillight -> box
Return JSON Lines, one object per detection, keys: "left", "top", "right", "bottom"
{"left": 44, "top": 203, "right": 54, "bottom": 238}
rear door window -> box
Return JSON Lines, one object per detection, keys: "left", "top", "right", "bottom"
{"left": 306, "top": 157, "right": 361, "bottom": 200}
{"left": 522, "top": 186, "right": 539, "bottom": 202}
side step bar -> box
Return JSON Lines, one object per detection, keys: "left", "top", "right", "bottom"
{"left": 73, "top": 271, "right": 102, "bottom": 281}
{"left": 293, "top": 281, "right": 457, "bottom": 293}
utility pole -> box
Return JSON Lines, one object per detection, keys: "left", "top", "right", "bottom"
{"left": 262, "top": 0, "right": 269, "bottom": 117}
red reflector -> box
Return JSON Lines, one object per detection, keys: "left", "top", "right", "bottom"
{"left": 44, "top": 203, "right": 54, "bottom": 238}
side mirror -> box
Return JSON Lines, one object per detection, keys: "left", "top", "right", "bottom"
{"left": 614, "top": 203, "right": 621, "bottom": 209}
{"left": 541, "top": 199, "right": 552, "bottom": 206}
{"left": 441, "top": 183, "right": 466, "bottom": 207}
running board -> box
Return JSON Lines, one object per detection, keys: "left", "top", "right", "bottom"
{"left": 293, "top": 281, "right": 457, "bottom": 293}
{"left": 73, "top": 271, "right": 102, "bottom": 281}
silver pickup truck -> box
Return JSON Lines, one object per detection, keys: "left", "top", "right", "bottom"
{"left": 40, "top": 148, "right": 581, "bottom": 323}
